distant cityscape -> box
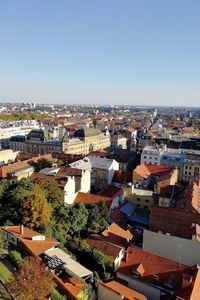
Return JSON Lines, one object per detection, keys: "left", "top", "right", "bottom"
{"left": 0, "top": 101, "right": 200, "bottom": 299}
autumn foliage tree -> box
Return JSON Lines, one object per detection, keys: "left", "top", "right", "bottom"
{"left": 8, "top": 256, "right": 54, "bottom": 300}
{"left": 20, "top": 187, "right": 51, "bottom": 229}
{"left": 33, "top": 176, "right": 64, "bottom": 210}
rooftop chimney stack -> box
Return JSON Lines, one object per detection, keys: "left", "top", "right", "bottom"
{"left": 125, "top": 251, "right": 129, "bottom": 263}
{"left": 20, "top": 225, "right": 24, "bottom": 235}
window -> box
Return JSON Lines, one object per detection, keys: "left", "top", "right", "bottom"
{"left": 185, "top": 166, "right": 188, "bottom": 169}
{"left": 145, "top": 199, "right": 149, "bottom": 203}
{"left": 143, "top": 156, "right": 146, "bottom": 159}
{"left": 155, "top": 157, "right": 157, "bottom": 160}
{"left": 137, "top": 198, "right": 140, "bottom": 201}
{"left": 137, "top": 204, "right": 140, "bottom": 208}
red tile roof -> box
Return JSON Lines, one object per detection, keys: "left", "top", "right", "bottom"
{"left": 127, "top": 128, "right": 137, "bottom": 133}
{"left": 195, "top": 224, "right": 200, "bottom": 241}
{"left": 159, "top": 184, "right": 186, "bottom": 198}
{"left": 1, "top": 226, "right": 59, "bottom": 256}
{"left": 99, "top": 281, "right": 147, "bottom": 300}
{"left": 0, "top": 154, "right": 53, "bottom": 178}
{"left": 102, "top": 223, "right": 133, "bottom": 245}
{"left": 119, "top": 246, "right": 191, "bottom": 289}
{"left": 31, "top": 172, "right": 68, "bottom": 188}
{"left": 74, "top": 192, "right": 113, "bottom": 208}
{"left": 54, "top": 275, "right": 88, "bottom": 300}
{"left": 113, "top": 170, "right": 133, "bottom": 184}
{"left": 133, "top": 164, "right": 174, "bottom": 180}
{"left": 175, "top": 179, "right": 200, "bottom": 213}
{"left": 57, "top": 167, "right": 82, "bottom": 177}
{"left": 87, "top": 235, "right": 124, "bottom": 259}
{"left": 110, "top": 205, "right": 127, "bottom": 225}
{"left": 0, "top": 161, "right": 31, "bottom": 178}
{"left": 100, "top": 186, "right": 123, "bottom": 198}
{"left": 52, "top": 153, "right": 84, "bottom": 163}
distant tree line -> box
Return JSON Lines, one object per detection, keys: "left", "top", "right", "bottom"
{"left": 0, "top": 112, "right": 51, "bottom": 122}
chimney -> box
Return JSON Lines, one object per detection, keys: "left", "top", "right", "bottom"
{"left": 125, "top": 251, "right": 129, "bottom": 263}
{"left": 20, "top": 225, "right": 24, "bottom": 235}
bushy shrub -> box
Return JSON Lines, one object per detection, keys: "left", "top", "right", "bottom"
{"left": 49, "top": 288, "right": 67, "bottom": 300}
{"left": 9, "top": 250, "right": 22, "bottom": 267}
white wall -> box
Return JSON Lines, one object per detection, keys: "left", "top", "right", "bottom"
{"left": 108, "top": 161, "right": 119, "bottom": 185}
{"left": 80, "top": 169, "right": 91, "bottom": 193}
{"left": 116, "top": 272, "right": 161, "bottom": 300}
{"left": 0, "top": 149, "right": 19, "bottom": 164}
{"left": 64, "top": 176, "right": 76, "bottom": 205}
{"left": 114, "top": 248, "right": 125, "bottom": 269}
{"left": 143, "top": 229, "right": 200, "bottom": 266}
{"left": 141, "top": 149, "right": 162, "bottom": 165}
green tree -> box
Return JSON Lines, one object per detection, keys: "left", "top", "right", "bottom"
{"left": 9, "top": 250, "right": 22, "bottom": 267}
{"left": 67, "top": 204, "right": 89, "bottom": 236}
{"left": 0, "top": 230, "right": 7, "bottom": 255}
{"left": 20, "top": 187, "right": 51, "bottom": 229}
{"left": 0, "top": 112, "right": 50, "bottom": 122}
{"left": 0, "top": 178, "right": 35, "bottom": 225}
{"left": 34, "top": 159, "right": 53, "bottom": 172}
{"left": 49, "top": 288, "right": 67, "bottom": 300}
{"left": 77, "top": 289, "right": 90, "bottom": 300}
{"left": 92, "top": 249, "right": 113, "bottom": 277}
{"left": 92, "top": 119, "right": 98, "bottom": 128}
{"left": 34, "top": 176, "right": 64, "bottom": 210}
{"left": 87, "top": 202, "right": 109, "bottom": 234}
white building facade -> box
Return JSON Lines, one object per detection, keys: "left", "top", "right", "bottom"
{"left": 141, "top": 146, "right": 166, "bottom": 165}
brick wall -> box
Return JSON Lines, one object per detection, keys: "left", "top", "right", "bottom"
{"left": 150, "top": 205, "right": 200, "bottom": 233}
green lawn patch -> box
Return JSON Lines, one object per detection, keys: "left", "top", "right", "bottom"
{"left": 0, "top": 262, "right": 13, "bottom": 283}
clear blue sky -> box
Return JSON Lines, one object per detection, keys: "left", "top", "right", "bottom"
{"left": 0, "top": 0, "right": 200, "bottom": 106}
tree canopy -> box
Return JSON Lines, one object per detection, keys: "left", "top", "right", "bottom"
{"left": 8, "top": 256, "right": 54, "bottom": 300}
{"left": 20, "top": 187, "right": 51, "bottom": 229}
{"left": 0, "top": 112, "right": 50, "bottom": 122}
{"left": 0, "top": 229, "right": 7, "bottom": 255}
{"left": 34, "top": 159, "right": 53, "bottom": 172}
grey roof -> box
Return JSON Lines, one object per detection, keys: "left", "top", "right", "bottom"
{"left": 10, "top": 135, "right": 25, "bottom": 142}
{"left": 89, "top": 156, "right": 116, "bottom": 169}
{"left": 74, "top": 128, "right": 100, "bottom": 138}
{"left": 27, "top": 129, "right": 49, "bottom": 141}
{"left": 44, "top": 248, "right": 93, "bottom": 279}
{"left": 70, "top": 156, "right": 117, "bottom": 170}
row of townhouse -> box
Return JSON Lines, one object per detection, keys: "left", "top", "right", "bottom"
{"left": 141, "top": 145, "right": 200, "bottom": 182}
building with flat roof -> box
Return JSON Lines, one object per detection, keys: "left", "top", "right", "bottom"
{"left": 141, "top": 145, "right": 166, "bottom": 165}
